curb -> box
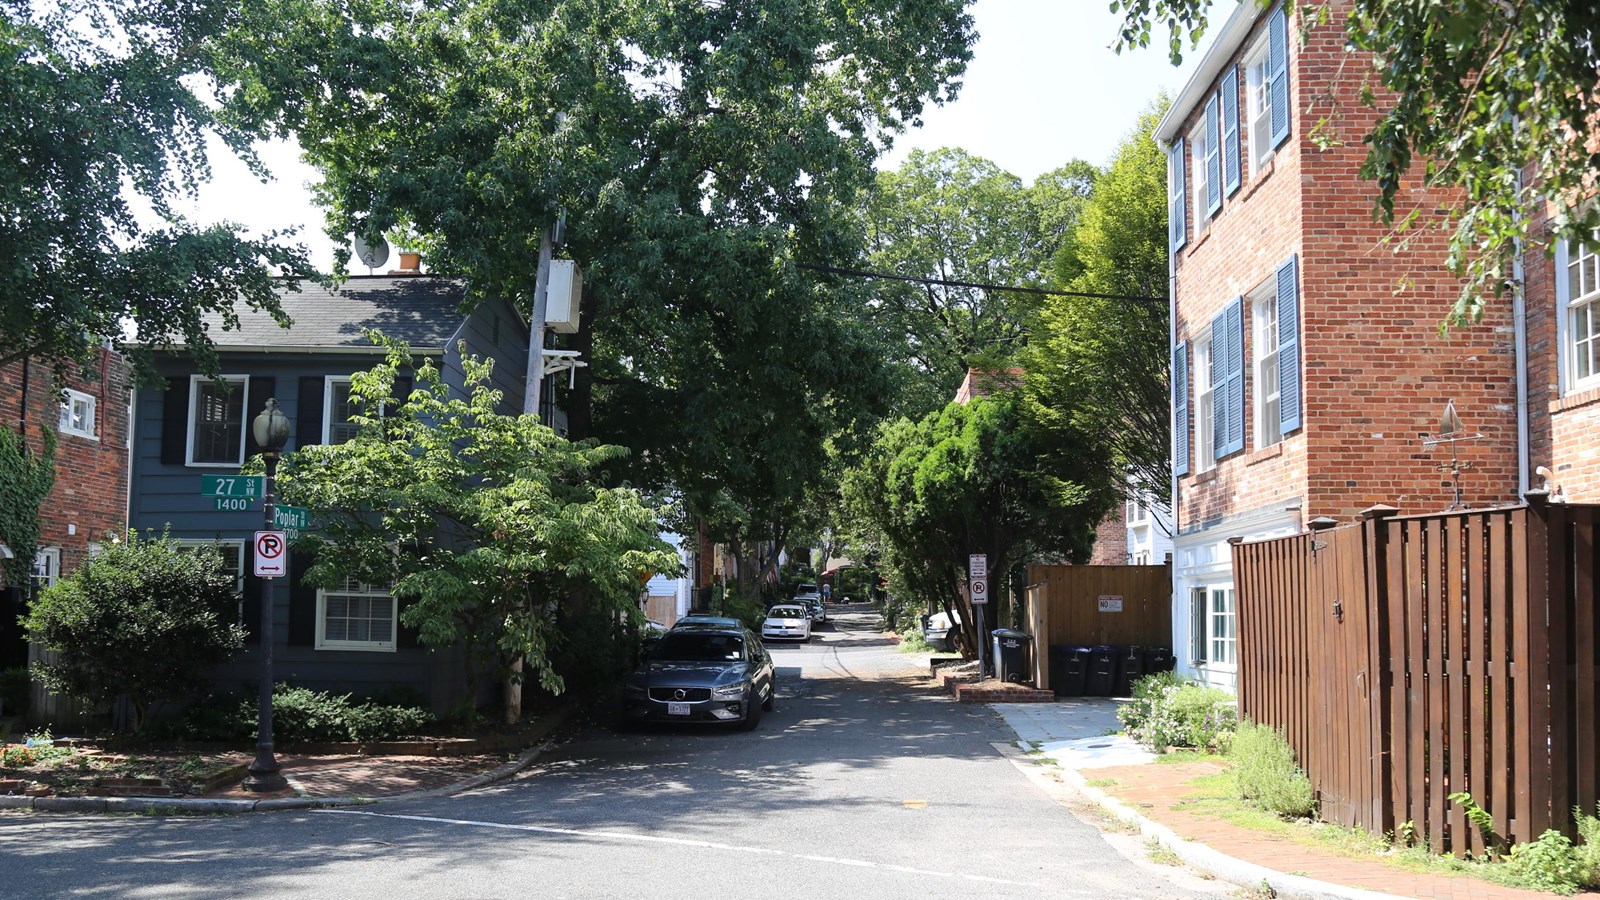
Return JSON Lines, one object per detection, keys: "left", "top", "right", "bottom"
{"left": 1039, "top": 746, "right": 1404, "bottom": 900}
{"left": 0, "top": 705, "right": 573, "bottom": 817}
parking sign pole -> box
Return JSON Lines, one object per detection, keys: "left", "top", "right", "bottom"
{"left": 243, "top": 401, "right": 289, "bottom": 793}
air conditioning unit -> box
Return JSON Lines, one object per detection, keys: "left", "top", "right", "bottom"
{"left": 545, "top": 259, "right": 583, "bottom": 334}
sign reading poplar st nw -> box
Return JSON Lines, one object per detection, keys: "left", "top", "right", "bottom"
{"left": 202, "top": 475, "right": 264, "bottom": 498}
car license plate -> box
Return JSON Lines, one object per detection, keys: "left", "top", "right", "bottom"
{"left": 667, "top": 702, "right": 691, "bottom": 716}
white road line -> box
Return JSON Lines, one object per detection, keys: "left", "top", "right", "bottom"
{"left": 319, "top": 809, "right": 1046, "bottom": 889}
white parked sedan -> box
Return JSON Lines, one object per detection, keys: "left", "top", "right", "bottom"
{"left": 760, "top": 604, "right": 813, "bottom": 642}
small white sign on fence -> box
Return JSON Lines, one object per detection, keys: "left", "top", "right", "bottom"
{"left": 1097, "top": 594, "right": 1124, "bottom": 613}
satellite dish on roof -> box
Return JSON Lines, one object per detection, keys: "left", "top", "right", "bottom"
{"left": 353, "top": 234, "right": 390, "bottom": 273}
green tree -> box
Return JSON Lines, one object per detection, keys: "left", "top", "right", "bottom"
{"left": 1110, "top": 0, "right": 1600, "bottom": 326}
{"left": 22, "top": 532, "right": 247, "bottom": 731}
{"left": 0, "top": 0, "right": 315, "bottom": 382}
{"left": 212, "top": 0, "right": 976, "bottom": 544}
{"left": 1025, "top": 101, "right": 1171, "bottom": 509}
{"left": 276, "top": 339, "right": 678, "bottom": 724}
{"left": 842, "top": 392, "right": 1115, "bottom": 659}
{"left": 860, "top": 149, "right": 1096, "bottom": 415}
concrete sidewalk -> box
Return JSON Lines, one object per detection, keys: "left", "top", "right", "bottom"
{"left": 989, "top": 699, "right": 1552, "bottom": 900}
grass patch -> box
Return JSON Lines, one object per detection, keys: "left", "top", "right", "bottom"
{"left": 1145, "top": 837, "right": 1182, "bottom": 866}
{"left": 1085, "top": 777, "right": 1118, "bottom": 788}
{"left": 896, "top": 631, "right": 935, "bottom": 653}
{"left": 1157, "top": 749, "right": 1224, "bottom": 765}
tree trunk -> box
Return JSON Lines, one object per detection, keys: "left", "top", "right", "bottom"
{"left": 504, "top": 656, "right": 522, "bottom": 725}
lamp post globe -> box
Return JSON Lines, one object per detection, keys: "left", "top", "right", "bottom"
{"left": 243, "top": 397, "right": 290, "bottom": 793}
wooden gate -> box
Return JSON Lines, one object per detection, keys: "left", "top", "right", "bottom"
{"left": 1025, "top": 564, "right": 1171, "bottom": 690}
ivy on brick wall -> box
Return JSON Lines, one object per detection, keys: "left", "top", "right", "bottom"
{"left": 0, "top": 425, "right": 56, "bottom": 588}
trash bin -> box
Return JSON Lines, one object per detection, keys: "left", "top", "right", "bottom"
{"left": 991, "top": 629, "right": 1034, "bottom": 685}
{"left": 1051, "top": 646, "right": 1090, "bottom": 696}
{"left": 1143, "top": 646, "right": 1174, "bottom": 674}
{"left": 1114, "top": 647, "right": 1145, "bottom": 696}
{"left": 1086, "top": 645, "right": 1122, "bottom": 696}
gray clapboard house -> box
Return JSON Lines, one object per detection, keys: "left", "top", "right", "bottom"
{"left": 129, "top": 275, "right": 529, "bottom": 712}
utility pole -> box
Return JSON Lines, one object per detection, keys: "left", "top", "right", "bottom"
{"left": 523, "top": 226, "right": 554, "bottom": 417}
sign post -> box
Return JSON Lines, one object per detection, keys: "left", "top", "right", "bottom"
{"left": 969, "top": 554, "right": 988, "bottom": 677}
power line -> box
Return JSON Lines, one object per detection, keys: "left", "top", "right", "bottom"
{"left": 795, "top": 263, "right": 1168, "bottom": 305}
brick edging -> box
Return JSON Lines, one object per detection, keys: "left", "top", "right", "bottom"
{"left": 0, "top": 705, "right": 573, "bottom": 816}
{"left": 1047, "top": 748, "right": 1406, "bottom": 900}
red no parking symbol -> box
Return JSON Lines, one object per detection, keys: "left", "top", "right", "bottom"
{"left": 254, "top": 530, "right": 287, "bottom": 577}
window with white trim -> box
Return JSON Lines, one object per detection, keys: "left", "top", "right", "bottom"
{"left": 1209, "top": 585, "right": 1237, "bottom": 666}
{"left": 324, "top": 377, "right": 363, "bottom": 445}
{"left": 1252, "top": 285, "right": 1283, "bottom": 448}
{"left": 1243, "top": 35, "right": 1274, "bottom": 176}
{"left": 316, "top": 576, "right": 397, "bottom": 652}
{"left": 175, "top": 540, "right": 246, "bottom": 595}
{"left": 1194, "top": 332, "right": 1216, "bottom": 472}
{"left": 187, "top": 375, "right": 248, "bottom": 466}
{"left": 32, "top": 547, "right": 61, "bottom": 594}
{"left": 1189, "top": 124, "right": 1211, "bottom": 229}
{"left": 1564, "top": 237, "right": 1600, "bottom": 392}
{"left": 1125, "top": 499, "right": 1148, "bottom": 525}
{"left": 59, "top": 389, "right": 96, "bottom": 439}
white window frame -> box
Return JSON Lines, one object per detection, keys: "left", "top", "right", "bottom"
{"left": 1194, "top": 330, "right": 1217, "bottom": 472}
{"left": 1559, "top": 236, "right": 1600, "bottom": 395}
{"left": 1125, "top": 498, "right": 1149, "bottom": 525}
{"left": 186, "top": 375, "right": 249, "bottom": 467}
{"left": 1191, "top": 583, "right": 1236, "bottom": 669}
{"left": 1189, "top": 124, "right": 1211, "bottom": 229}
{"left": 1251, "top": 283, "right": 1283, "bottom": 449}
{"left": 1243, "top": 34, "right": 1274, "bottom": 177}
{"left": 59, "top": 388, "right": 97, "bottom": 440}
{"left": 32, "top": 547, "right": 61, "bottom": 593}
{"left": 315, "top": 577, "right": 399, "bottom": 652}
{"left": 174, "top": 539, "right": 246, "bottom": 595}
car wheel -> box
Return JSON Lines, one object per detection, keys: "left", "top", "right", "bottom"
{"left": 739, "top": 699, "right": 763, "bottom": 731}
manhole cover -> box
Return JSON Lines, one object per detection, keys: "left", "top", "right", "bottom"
{"left": 1088, "top": 743, "right": 1111, "bottom": 748}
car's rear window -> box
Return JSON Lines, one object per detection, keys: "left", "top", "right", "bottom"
{"left": 768, "top": 607, "right": 805, "bottom": 620}
{"left": 652, "top": 632, "right": 746, "bottom": 662}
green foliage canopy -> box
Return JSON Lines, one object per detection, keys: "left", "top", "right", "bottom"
{"left": 1109, "top": 0, "right": 1600, "bottom": 325}
{"left": 1025, "top": 102, "right": 1171, "bottom": 508}
{"left": 22, "top": 532, "right": 247, "bottom": 731}
{"left": 276, "top": 339, "right": 679, "bottom": 708}
{"left": 0, "top": 0, "right": 315, "bottom": 382}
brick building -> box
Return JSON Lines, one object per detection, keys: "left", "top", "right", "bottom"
{"left": 0, "top": 349, "right": 132, "bottom": 672}
{"left": 1160, "top": 0, "right": 1522, "bottom": 690}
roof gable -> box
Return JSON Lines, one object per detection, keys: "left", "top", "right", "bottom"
{"left": 197, "top": 276, "right": 476, "bottom": 352}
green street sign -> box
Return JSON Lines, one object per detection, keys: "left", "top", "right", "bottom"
{"left": 274, "top": 506, "right": 311, "bottom": 530}
{"left": 201, "top": 475, "right": 264, "bottom": 498}
{"left": 214, "top": 497, "right": 255, "bottom": 511}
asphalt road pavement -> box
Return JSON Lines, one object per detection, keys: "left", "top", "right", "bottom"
{"left": 0, "top": 603, "right": 1219, "bottom": 899}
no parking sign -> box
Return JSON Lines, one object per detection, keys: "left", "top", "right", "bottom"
{"left": 254, "top": 531, "right": 287, "bottom": 577}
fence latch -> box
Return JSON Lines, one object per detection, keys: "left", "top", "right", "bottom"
{"left": 1332, "top": 598, "right": 1344, "bottom": 623}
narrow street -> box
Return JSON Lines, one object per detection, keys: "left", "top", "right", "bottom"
{"left": 0, "top": 606, "right": 1213, "bottom": 899}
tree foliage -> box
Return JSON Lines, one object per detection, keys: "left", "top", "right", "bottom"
{"left": 0, "top": 425, "right": 55, "bottom": 588}
{"left": 1025, "top": 102, "right": 1171, "bottom": 508}
{"left": 841, "top": 392, "right": 1115, "bottom": 658}
{"left": 22, "top": 532, "right": 247, "bottom": 731}
{"left": 1110, "top": 0, "right": 1600, "bottom": 325}
{"left": 276, "top": 339, "right": 678, "bottom": 720}
{"left": 861, "top": 148, "right": 1096, "bottom": 415}
{"left": 0, "top": 0, "right": 315, "bottom": 382}
{"left": 212, "top": 0, "right": 976, "bottom": 546}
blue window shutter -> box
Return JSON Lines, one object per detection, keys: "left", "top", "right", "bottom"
{"left": 1204, "top": 94, "right": 1221, "bottom": 217}
{"left": 1225, "top": 297, "right": 1245, "bottom": 456}
{"left": 1170, "top": 138, "right": 1187, "bottom": 252}
{"left": 1268, "top": 4, "right": 1291, "bottom": 148}
{"left": 1277, "top": 254, "right": 1302, "bottom": 434}
{"left": 1222, "top": 66, "right": 1241, "bottom": 195}
{"left": 1174, "top": 341, "right": 1190, "bottom": 477}
{"left": 1210, "top": 307, "right": 1228, "bottom": 460}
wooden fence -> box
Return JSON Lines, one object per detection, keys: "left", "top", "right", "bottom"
{"left": 1232, "top": 498, "right": 1600, "bottom": 854}
{"left": 1025, "top": 564, "right": 1171, "bottom": 690}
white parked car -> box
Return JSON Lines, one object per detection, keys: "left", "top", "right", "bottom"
{"left": 761, "top": 604, "right": 813, "bottom": 642}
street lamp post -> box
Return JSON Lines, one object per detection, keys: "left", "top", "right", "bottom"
{"left": 243, "top": 398, "right": 290, "bottom": 793}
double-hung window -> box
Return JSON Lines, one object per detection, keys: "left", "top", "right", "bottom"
{"left": 1190, "top": 125, "right": 1211, "bottom": 230}
{"left": 1564, "top": 236, "right": 1600, "bottom": 392}
{"left": 317, "top": 576, "right": 398, "bottom": 652}
{"left": 324, "top": 377, "right": 364, "bottom": 445}
{"left": 59, "top": 389, "right": 96, "bottom": 439}
{"left": 1243, "top": 36, "right": 1273, "bottom": 175}
{"left": 188, "top": 376, "right": 248, "bottom": 466}
{"left": 1253, "top": 288, "right": 1282, "bottom": 448}
{"left": 1194, "top": 333, "right": 1216, "bottom": 472}
{"left": 1191, "top": 584, "right": 1236, "bottom": 667}
{"left": 32, "top": 547, "right": 61, "bottom": 594}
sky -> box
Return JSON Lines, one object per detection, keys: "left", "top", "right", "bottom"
{"left": 175, "top": 1, "right": 1209, "bottom": 272}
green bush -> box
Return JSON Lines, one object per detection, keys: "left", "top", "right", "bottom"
{"left": 1575, "top": 804, "right": 1600, "bottom": 889}
{"left": 1123, "top": 679, "right": 1236, "bottom": 752}
{"left": 1229, "top": 720, "right": 1315, "bottom": 819}
{"left": 1500, "top": 829, "right": 1582, "bottom": 895}
{"left": 1117, "top": 671, "right": 1188, "bottom": 735}
{"left": 717, "top": 590, "right": 767, "bottom": 632}
{"left": 146, "top": 685, "right": 433, "bottom": 743}
{"left": 22, "top": 531, "right": 246, "bottom": 730}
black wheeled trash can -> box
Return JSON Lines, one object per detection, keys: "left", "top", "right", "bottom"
{"left": 991, "top": 629, "right": 1034, "bottom": 685}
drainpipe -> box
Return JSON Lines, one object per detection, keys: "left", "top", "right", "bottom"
{"left": 1512, "top": 173, "right": 1530, "bottom": 498}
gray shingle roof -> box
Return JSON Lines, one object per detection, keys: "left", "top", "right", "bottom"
{"left": 202, "top": 276, "right": 470, "bottom": 351}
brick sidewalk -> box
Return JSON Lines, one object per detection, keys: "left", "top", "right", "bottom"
{"left": 205, "top": 753, "right": 510, "bottom": 801}
{"left": 1091, "top": 761, "right": 1556, "bottom": 900}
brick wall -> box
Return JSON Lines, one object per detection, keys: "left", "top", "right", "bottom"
{"left": 1523, "top": 196, "right": 1600, "bottom": 501}
{"left": 0, "top": 350, "right": 130, "bottom": 580}
{"left": 1172, "top": 0, "right": 1520, "bottom": 532}
{"left": 1087, "top": 506, "right": 1129, "bottom": 565}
